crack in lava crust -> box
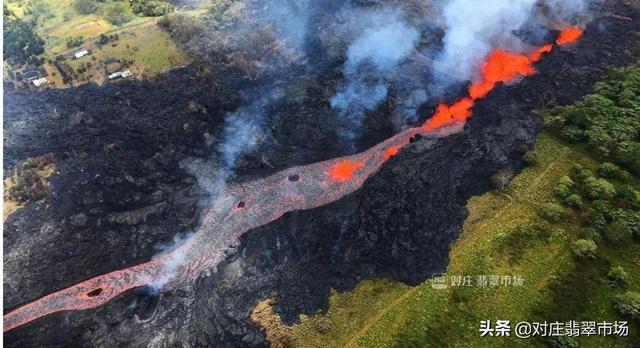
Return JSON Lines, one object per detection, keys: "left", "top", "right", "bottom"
{"left": 3, "top": 28, "right": 583, "bottom": 333}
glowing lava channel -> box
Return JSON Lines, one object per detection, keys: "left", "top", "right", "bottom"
{"left": 3, "top": 27, "right": 583, "bottom": 332}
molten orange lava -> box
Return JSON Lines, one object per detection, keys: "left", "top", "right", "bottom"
{"left": 422, "top": 97, "right": 474, "bottom": 131}
{"left": 383, "top": 146, "right": 401, "bottom": 160}
{"left": 328, "top": 159, "right": 365, "bottom": 181}
{"left": 529, "top": 44, "right": 553, "bottom": 63}
{"left": 556, "top": 26, "right": 584, "bottom": 45}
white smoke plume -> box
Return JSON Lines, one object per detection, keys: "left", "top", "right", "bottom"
{"left": 330, "top": 9, "right": 419, "bottom": 145}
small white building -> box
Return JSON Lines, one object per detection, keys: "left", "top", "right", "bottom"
{"left": 74, "top": 49, "right": 89, "bottom": 59}
{"left": 31, "top": 77, "right": 48, "bottom": 87}
{"left": 108, "top": 70, "right": 132, "bottom": 80}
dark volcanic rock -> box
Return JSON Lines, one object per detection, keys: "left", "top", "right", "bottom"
{"left": 4, "top": 4, "right": 640, "bottom": 348}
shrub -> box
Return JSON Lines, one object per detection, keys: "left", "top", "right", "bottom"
{"left": 597, "top": 162, "right": 622, "bottom": 179}
{"left": 66, "top": 36, "right": 83, "bottom": 49}
{"left": 523, "top": 151, "right": 538, "bottom": 166}
{"left": 491, "top": 168, "right": 514, "bottom": 190}
{"left": 613, "top": 291, "right": 640, "bottom": 321}
{"left": 617, "top": 184, "right": 640, "bottom": 209}
{"left": 603, "top": 220, "right": 632, "bottom": 245}
{"left": 559, "top": 175, "right": 575, "bottom": 188}
{"left": 571, "top": 239, "right": 597, "bottom": 259}
{"left": 553, "top": 184, "right": 571, "bottom": 199}
{"left": 564, "top": 194, "right": 583, "bottom": 209}
{"left": 540, "top": 203, "right": 565, "bottom": 222}
{"left": 607, "top": 266, "right": 628, "bottom": 287}
{"left": 587, "top": 200, "right": 613, "bottom": 230}
{"left": 579, "top": 227, "right": 602, "bottom": 243}
{"left": 585, "top": 178, "right": 616, "bottom": 200}
{"left": 569, "top": 164, "right": 593, "bottom": 183}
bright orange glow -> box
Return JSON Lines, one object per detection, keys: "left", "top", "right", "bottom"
{"left": 556, "top": 26, "right": 584, "bottom": 45}
{"left": 327, "top": 160, "right": 365, "bottom": 181}
{"left": 383, "top": 146, "right": 401, "bottom": 160}
{"left": 529, "top": 44, "right": 553, "bottom": 62}
{"left": 469, "top": 80, "right": 495, "bottom": 100}
{"left": 481, "top": 50, "right": 536, "bottom": 84}
{"left": 469, "top": 50, "right": 537, "bottom": 100}
{"left": 422, "top": 97, "right": 474, "bottom": 131}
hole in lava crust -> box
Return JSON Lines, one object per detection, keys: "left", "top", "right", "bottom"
{"left": 86, "top": 288, "right": 103, "bottom": 297}
{"left": 288, "top": 175, "right": 300, "bottom": 182}
{"left": 237, "top": 201, "right": 245, "bottom": 208}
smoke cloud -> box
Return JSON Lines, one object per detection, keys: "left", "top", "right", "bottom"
{"left": 330, "top": 11, "right": 419, "bottom": 144}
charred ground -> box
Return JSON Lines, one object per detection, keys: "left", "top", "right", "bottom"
{"left": 4, "top": 1, "right": 640, "bottom": 346}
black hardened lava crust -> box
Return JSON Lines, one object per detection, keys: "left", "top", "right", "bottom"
{"left": 4, "top": 3, "right": 640, "bottom": 347}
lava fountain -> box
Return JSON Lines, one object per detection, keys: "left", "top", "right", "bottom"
{"left": 3, "top": 27, "right": 583, "bottom": 333}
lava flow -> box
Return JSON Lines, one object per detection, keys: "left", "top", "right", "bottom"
{"left": 3, "top": 27, "right": 583, "bottom": 333}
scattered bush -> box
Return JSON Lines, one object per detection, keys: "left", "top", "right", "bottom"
{"left": 607, "top": 266, "right": 628, "bottom": 287}
{"left": 613, "top": 291, "right": 640, "bottom": 321}
{"left": 571, "top": 239, "right": 597, "bottom": 259}
{"left": 587, "top": 200, "right": 613, "bottom": 230}
{"left": 540, "top": 202, "right": 565, "bottom": 222}
{"left": 523, "top": 151, "right": 538, "bottom": 166}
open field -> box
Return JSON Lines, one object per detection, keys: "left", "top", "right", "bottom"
{"left": 4, "top": 0, "right": 189, "bottom": 88}
{"left": 254, "top": 132, "right": 640, "bottom": 347}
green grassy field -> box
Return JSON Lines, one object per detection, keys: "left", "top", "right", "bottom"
{"left": 254, "top": 132, "right": 640, "bottom": 347}
{"left": 4, "top": 0, "right": 189, "bottom": 87}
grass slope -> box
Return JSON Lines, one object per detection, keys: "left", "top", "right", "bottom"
{"left": 253, "top": 132, "right": 640, "bottom": 347}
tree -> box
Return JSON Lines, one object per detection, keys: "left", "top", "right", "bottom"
{"left": 607, "top": 266, "right": 628, "bottom": 287}
{"left": 523, "top": 151, "right": 538, "bottom": 166}
{"left": 603, "top": 220, "right": 631, "bottom": 245}
{"left": 554, "top": 184, "right": 571, "bottom": 199}
{"left": 3, "top": 5, "right": 45, "bottom": 65}
{"left": 74, "top": 0, "right": 99, "bottom": 15}
{"left": 569, "top": 164, "right": 593, "bottom": 183}
{"left": 132, "top": 0, "right": 174, "bottom": 17}
{"left": 540, "top": 202, "right": 565, "bottom": 222}
{"left": 613, "top": 291, "right": 640, "bottom": 321}
{"left": 579, "top": 227, "right": 601, "bottom": 243}
{"left": 491, "top": 168, "right": 514, "bottom": 190}
{"left": 571, "top": 239, "right": 597, "bottom": 259}
{"left": 597, "top": 162, "right": 623, "bottom": 179}
{"left": 615, "top": 142, "right": 640, "bottom": 174}
{"left": 103, "top": 2, "right": 133, "bottom": 25}
{"left": 585, "top": 178, "right": 616, "bottom": 200}
{"left": 564, "top": 194, "right": 583, "bottom": 209}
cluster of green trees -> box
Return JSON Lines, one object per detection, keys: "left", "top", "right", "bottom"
{"left": 66, "top": 36, "right": 84, "bottom": 49}
{"left": 543, "top": 66, "right": 640, "bottom": 174}
{"left": 3, "top": 5, "right": 45, "bottom": 66}
{"left": 131, "top": 0, "right": 174, "bottom": 17}
{"left": 73, "top": 0, "right": 134, "bottom": 25}
{"left": 549, "top": 163, "right": 640, "bottom": 245}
